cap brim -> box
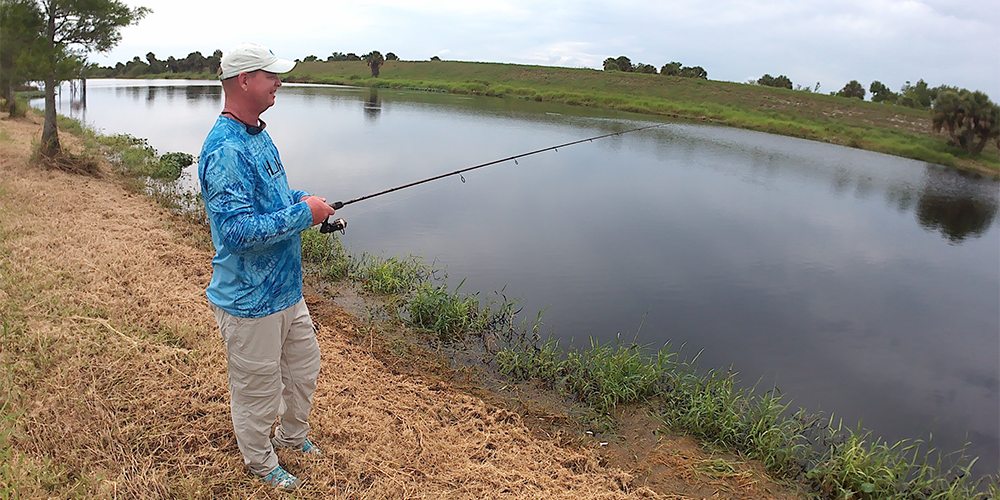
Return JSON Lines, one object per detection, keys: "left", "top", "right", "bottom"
{"left": 260, "top": 58, "right": 296, "bottom": 75}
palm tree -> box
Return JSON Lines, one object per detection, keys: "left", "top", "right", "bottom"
{"left": 932, "top": 89, "right": 999, "bottom": 157}
{"left": 363, "top": 51, "right": 384, "bottom": 78}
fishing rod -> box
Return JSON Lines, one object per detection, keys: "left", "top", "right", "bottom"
{"left": 319, "top": 122, "right": 664, "bottom": 234}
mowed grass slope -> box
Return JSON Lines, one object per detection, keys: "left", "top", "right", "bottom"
{"left": 286, "top": 60, "right": 998, "bottom": 176}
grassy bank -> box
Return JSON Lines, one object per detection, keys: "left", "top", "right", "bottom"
{"left": 276, "top": 60, "right": 998, "bottom": 177}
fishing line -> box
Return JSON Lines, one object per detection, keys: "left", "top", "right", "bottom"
{"left": 320, "top": 122, "right": 664, "bottom": 233}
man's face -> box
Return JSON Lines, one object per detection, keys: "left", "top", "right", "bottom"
{"left": 245, "top": 70, "right": 282, "bottom": 113}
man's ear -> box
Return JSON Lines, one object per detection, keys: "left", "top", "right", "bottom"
{"left": 238, "top": 72, "right": 250, "bottom": 90}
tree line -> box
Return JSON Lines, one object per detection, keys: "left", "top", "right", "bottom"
{"left": 754, "top": 73, "right": 969, "bottom": 109}
{"left": 91, "top": 49, "right": 402, "bottom": 78}
{"left": 91, "top": 50, "right": 222, "bottom": 77}
{"left": 0, "top": 0, "right": 147, "bottom": 158}
{"left": 602, "top": 55, "right": 707, "bottom": 79}
{"left": 753, "top": 74, "right": 998, "bottom": 156}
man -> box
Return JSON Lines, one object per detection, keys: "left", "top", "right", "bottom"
{"left": 198, "top": 42, "right": 337, "bottom": 490}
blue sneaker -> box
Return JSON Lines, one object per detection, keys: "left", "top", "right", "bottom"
{"left": 272, "top": 436, "right": 322, "bottom": 455}
{"left": 263, "top": 465, "right": 301, "bottom": 491}
{"left": 299, "top": 437, "right": 322, "bottom": 456}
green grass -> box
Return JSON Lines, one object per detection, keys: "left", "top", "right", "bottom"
{"left": 354, "top": 253, "right": 429, "bottom": 295}
{"left": 279, "top": 60, "right": 998, "bottom": 176}
{"left": 493, "top": 327, "right": 998, "bottom": 499}
{"left": 406, "top": 279, "right": 488, "bottom": 341}
{"left": 299, "top": 228, "right": 430, "bottom": 295}
{"left": 300, "top": 227, "right": 355, "bottom": 280}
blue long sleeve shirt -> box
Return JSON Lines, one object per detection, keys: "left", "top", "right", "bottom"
{"left": 198, "top": 115, "right": 313, "bottom": 318}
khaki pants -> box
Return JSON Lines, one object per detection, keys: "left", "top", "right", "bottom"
{"left": 211, "top": 299, "right": 321, "bottom": 476}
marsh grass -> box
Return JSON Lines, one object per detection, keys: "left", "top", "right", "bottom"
{"left": 300, "top": 227, "right": 354, "bottom": 279}
{"left": 404, "top": 279, "right": 517, "bottom": 342}
{"left": 299, "top": 227, "right": 430, "bottom": 296}
{"left": 354, "top": 253, "right": 429, "bottom": 295}
{"left": 494, "top": 327, "right": 997, "bottom": 499}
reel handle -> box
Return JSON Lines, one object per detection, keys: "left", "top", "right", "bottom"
{"left": 320, "top": 217, "right": 348, "bottom": 234}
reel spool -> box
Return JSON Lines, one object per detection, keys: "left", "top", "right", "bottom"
{"left": 319, "top": 217, "right": 348, "bottom": 234}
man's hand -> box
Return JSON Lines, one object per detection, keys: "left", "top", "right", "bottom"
{"left": 301, "top": 195, "right": 337, "bottom": 226}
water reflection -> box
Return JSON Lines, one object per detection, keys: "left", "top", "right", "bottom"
{"left": 112, "top": 84, "right": 222, "bottom": 106}
{"left": 917, "top": 167, "right": 999, "bottom": 243}
{"left": 363, "top": 88, "right": 381, "bottom": 123}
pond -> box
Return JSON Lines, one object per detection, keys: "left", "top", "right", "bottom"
{"left": 40, "top": 79, "right": 1000, "bottom": 476}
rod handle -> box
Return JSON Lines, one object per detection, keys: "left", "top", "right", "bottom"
{"left": 331, "top": 201, "right": 344, "bottom": 210}
{"left": 319, "top": 217, "right": 347, "bottom": 234}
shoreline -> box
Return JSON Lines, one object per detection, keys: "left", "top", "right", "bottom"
{"left": 103, "top": 61, "right": 1000, "bottom": 178}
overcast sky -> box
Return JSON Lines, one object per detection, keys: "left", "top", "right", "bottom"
{"left": 91, "top": 0, "right": 999, "bottom": 99}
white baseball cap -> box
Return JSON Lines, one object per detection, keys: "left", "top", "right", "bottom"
{"left": 219, "top": 42, "right": 296, "bottom": 80}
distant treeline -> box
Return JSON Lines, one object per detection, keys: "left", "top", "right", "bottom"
{"left": 92, "top": 50, "right": 403, "bottom": 77}
{"left": 92, "top": 50, "right": 222, "bottom": 77}
{"left": 752, "top": 72, "right": 951, "bottom": 110}
{"left": 602, "top": 55, "right": 707, "bottom": 79}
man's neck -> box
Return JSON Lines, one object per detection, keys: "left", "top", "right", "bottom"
{"left": 221, "top": 103, "right": 260, "bottom": 127}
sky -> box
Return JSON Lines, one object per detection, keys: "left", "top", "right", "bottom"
{"left": 90, "top": 0, "right": 1000, "bottom": 99}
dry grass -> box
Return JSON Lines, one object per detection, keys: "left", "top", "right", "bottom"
{"left": 0, "top": 113, "right": 670, "bottom": 499}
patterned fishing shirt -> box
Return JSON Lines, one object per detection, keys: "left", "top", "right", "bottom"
{"left": 198, "top": 115, "right": 313, "bottom": 318}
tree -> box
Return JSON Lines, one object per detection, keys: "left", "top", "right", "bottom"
{"left": 429, "top": 55, "right": 440, "bottom": 61}
{"left": 869, "top": 80, "right": 897, "bottom": 103}
{"left": 660, "top": 61, "right": 681, "bottom": 76}
{"left": 614, "top": 56, "right": 633, "bottom": 72}
{"left": 362, "top": 50, "right": 384, "bottom": 77}
{"left": 660, "top": 62, "right": 707, "bottom": 79}
{"left": 302, "top": 55, "right": 318, "bottom": 62}
{"left": 932, "top": 88, "right": 1000, "bottom": 157}
{"left": 602, "top": 56, "right": 633, "bottom": 72}
{"left": 837, "top": 80, "right": 866, "bottom": 99}
{"left": 145, "top": 51, "right": 165, "bottom": 73}
{"left": 634, "top": 63, "right": 657, "bottom": 74}
{"left": 37, "top": 0, "right": 149, "bottom": 157}
{"left": 385, "top": 52, "right": 398, "bottom": 61}
{"left": 898, "top": 79, "right": 937, "bottom": 108}
{"left": 0, "top": 0, "right": 45, "bottom": 117}
{"left": 757, "top": 74, "right": 792, "bottom": 89}
{"left": 678, "top": 65, "right": 707, "bottom": 79}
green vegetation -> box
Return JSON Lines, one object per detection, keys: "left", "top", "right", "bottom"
{"left": 90, "top": 50, "right": 222, "bottom": 78}
{"left": 0, "top": 0, "right": 149, "bottom": 158}
{"left": 301, "top": 229, "right": 429, "bottom": 295}
{"left": 758, "top": 74, "right": 793, "bottom": 89}
{"left": 407, "top": 280, "right": 490, "bottom": 340}
{"left": 932, "top": 88, "right": 1000, "bottom": 157}
{"left": 495, "top": 328, "right": 997, "bottom": 499}
{"left": 838, "top": 80, "right": 867, "bottom": 100}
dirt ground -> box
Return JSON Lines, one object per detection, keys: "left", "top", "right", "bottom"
{"left": 0, "top": 112, "right": 803, "bottom": 499}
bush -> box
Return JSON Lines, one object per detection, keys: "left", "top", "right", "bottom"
{"left": 757, "top": 74, "right": 793, "bottom": 89}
